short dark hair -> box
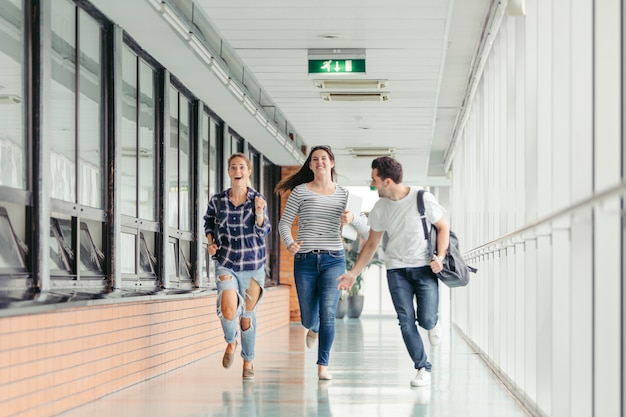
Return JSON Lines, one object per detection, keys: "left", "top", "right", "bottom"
{"left": 371, "top": 156, "right": 403, "bottom": 183}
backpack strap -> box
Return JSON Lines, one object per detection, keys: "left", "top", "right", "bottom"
{"left": 417, "top": 189, "right": 435, "bottom": 258}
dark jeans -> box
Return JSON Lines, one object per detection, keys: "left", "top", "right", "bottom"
{"left": 387, "top": 266, "right": 439, "bottom": 371}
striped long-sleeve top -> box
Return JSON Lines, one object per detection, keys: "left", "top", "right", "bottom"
{"left": 278, "top": 183, "right": 348, "bottom": 252}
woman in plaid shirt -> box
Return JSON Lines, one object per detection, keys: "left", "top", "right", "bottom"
{"left": 203, "top": 153, "right": 271, "bottom": 381}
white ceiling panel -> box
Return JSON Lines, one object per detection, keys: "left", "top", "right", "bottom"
{"left": 93, "top": 0, "right": 492, "bottom": 186}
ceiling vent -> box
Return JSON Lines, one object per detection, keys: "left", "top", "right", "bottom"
{"left": 313, "top": 79, "right": 388, "bottom": 89}
{"left": 321, "top": 92, "right": 389, "bottom": 102}
{"left": 347, "top": 147, "right": 396, "bottom": 158}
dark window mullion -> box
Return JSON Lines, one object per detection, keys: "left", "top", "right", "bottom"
{"left": 73, "top": 7, "right": 81, "bottom": 279}
{"left": 135, "top": 55, "right": 140, "bottom": 220}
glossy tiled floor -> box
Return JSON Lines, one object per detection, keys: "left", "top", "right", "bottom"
{"left": 56, "top": 316, "right": 531, "bottom": 417}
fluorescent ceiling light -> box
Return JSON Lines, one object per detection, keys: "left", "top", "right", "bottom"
{"left": 275, "top": 134, "right": 286, "bottom": 145}
{"left": 320, "top": 92, "right": 389, "bottom": 102}
{"left": 160, "top": 4, "right": 190, "bottom": 41}
{"left": 243, "top": 96, "right": 257, "bottom": 114}
{"left": 227, "top": 81, "right": 245, "bottom": 101}
{"left": 146, "top": 0, "right": 163, "bottom": 12}
{"left": 313, "top": 79, "right": 387, "bottom": 89}
{"left": 347, "top": 147, "right": 395, "bottom": 158}
{"left": 188, "top": 35, "right": 212, "bottom": 66}
{"left": 211, "top": 61, "right": 229, "bottom": 84}
{"left": 0, "top": 95, "right": 22, "bottom": 104}
{"left": 266, "top": 123, "right": 277, "bottom": 137}
{"left": 255, "top": 112, "right": 268, "bottom": 127}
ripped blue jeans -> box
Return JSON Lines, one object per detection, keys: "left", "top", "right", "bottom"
{"left": 216, "top": 265, "right": 265, "bottom": 362}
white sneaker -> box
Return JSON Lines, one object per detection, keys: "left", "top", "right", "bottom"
{"left": 410, "top": 368, "right": 431, "bottom": 387}
{"left": 428, "top": 322, "right": 441, "bottom": 346}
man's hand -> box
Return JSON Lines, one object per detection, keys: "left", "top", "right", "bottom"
{"left": 336, "top": 271, "right": 357, "bottom": 291}
{"left": 430, "top": 256, "right": 443, "bottom": 273}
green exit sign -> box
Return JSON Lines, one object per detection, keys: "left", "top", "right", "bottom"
{"left": 308, "top": 59, "right": 366, "bottom": 74}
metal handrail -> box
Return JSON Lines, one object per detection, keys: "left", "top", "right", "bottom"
{"left": 464, "top": 180, "right": 626, "bottom": 259}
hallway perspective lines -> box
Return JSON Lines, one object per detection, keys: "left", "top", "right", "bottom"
{"left": 56, "top": 317, "right": 531, "bottom": 417}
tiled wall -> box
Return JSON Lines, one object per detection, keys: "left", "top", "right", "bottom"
{"left": 0, "top": 286, "right": 290, "bottom": 417}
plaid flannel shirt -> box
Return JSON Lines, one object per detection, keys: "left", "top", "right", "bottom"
{"left": 203, "top": 188, "right": 271, "bottom": 272}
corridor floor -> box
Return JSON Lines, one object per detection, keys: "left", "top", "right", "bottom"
{"left": 56, "top": 316, "right": 531, "bottom": 417}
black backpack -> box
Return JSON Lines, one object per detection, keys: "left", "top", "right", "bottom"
{"left": 417, "top": 190, "right": 477, "bottom": 288}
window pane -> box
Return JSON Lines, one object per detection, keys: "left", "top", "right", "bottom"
{"left": 167, "top": 86, "right": 178, "bottom": 228}
{"left": 0, "top": 211, "right": 25, "bottom": 269}
{"left": 120, "top": 232, "right": 136, "bottom": 274}
{"left": 78, "top": 10, "right": 103, "bottom": 208}
{"left": 0, "top": 0, "right": 25, "bottom": 190}
{"left": 78, "top": 222, "right": 104, "bottom": 274}
{"left": 139, "top": 232, "right": 156, "bottom": 275}
{"left": 179, "top": 98, "right": 191, "bottom": 231}
{"left": 50, "top": 0, "right": 76, "bottom": 202}
{"left": 201, "top": 115, "right": 209, "bottom": 213}
{"left": 209, "top": 120, "right": 217, "bottom": 198}
{"left": 180, "top": 240, "right": 191, "bottom": 279}
{"left": 120, "top": 46, "right": 137, "bottom": 217}
{"left": 167, "top": 240, "right": 177, "bottom": 277}
{"left": 138, "top": 61, "right": 156, "bottom": 221}
{"left": 49, "top": 221, "right": 71, "bottom": 275}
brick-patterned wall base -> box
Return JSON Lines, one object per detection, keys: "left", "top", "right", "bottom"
{"left": 0, "top": 285, "right": 290, "bottom": 417}
{"left": 277, "top": 166, "right": 303, "bottom": 323}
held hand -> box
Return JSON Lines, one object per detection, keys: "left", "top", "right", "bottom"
{"left": 340, "top": 209, "right": 354, "bottom": 226}
{"left": 288, "top": 241, "right": 303, "bottom": 254}
{"left": 430, "top": 256, "right": 443, "bottom": 274}
{"left": 336, "top": 271, "right": 357, "bottom": 291}
{"left": 207, "top": 243, "right": 218, "bottom": 256}
{"left": 254, "top": 196, "right": 266, "bottom": 215}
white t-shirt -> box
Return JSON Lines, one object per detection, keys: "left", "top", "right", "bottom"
{"left": 368, "top": 188, "right": 446, "bottom": 269}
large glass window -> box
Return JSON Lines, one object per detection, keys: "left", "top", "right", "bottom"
{"left": 121, "top": 46, "right": 157, "bottom": 220}
{"left": 0, "top": 0, "right": 25, "bottom": 191}
{"left": 50, "top": 0, "right": 104, "bottom": 208}
{"left": 78, "top": 9, "right": 103, "bottom": 208}
{"left": 48, "top": 0, "right": 106, "bottom": 289}
{"left": 167, "top": 84, "right": 193, "bottom": 288}
{"left": 200, "top": 113, "right": 219, "bottom": 288}
{"left": 168, "top": 87, "right": 192, "bottom": 231}
{"left": 119, "top": 42, "right": 159, "bottom": 289}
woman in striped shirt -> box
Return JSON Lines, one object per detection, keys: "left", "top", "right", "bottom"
{"left": 275, "top": 145, "right": 362, "bottom": 380}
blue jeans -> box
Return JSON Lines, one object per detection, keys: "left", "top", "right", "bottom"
{"left": 387, "top": 267, "right": 439, "bottom": 372}
{"left": 294, "top": 250, "right": 345, "bottom": 366}
{"left": 216, "top": 265, "right": 265, "bottom": 362}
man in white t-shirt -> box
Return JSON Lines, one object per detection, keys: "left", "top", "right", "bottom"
{"left": 337, "top": 156, "right": 450, "bottom": 388}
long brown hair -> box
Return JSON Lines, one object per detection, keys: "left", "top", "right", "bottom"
{"left": 274, "top": 145, "right": 337, "bottom": 194}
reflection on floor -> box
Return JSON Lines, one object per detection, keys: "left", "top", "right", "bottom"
{"left": 56, "top": 316, "right": 531, "bottom": 417}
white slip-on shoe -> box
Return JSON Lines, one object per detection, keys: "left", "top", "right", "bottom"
{"left": 306, "top": 329, "right": 318, "bottom": 349}
{"left": 428, "top": 322, "right": 441, "bottom": 346}
{"left": 410, "top": 368, "right": 431, "bottom": 387}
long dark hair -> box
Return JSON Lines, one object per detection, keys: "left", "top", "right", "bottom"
{"left": 274, "top": 145, "right": 337, "bottom": 194}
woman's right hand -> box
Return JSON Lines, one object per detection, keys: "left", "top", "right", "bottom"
{"left": 288, "top": 241, "right": 303, "bottom": 254}
{"left": 207, "top": 243, "right": 218, "bottom": 256}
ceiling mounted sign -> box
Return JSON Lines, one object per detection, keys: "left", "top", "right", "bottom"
{"left": 308, "top": 48, "right": 366, "bottom": 74}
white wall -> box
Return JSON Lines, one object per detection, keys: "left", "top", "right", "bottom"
{"left": 449, "top": 1, "right": 623, "bottom": 416}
